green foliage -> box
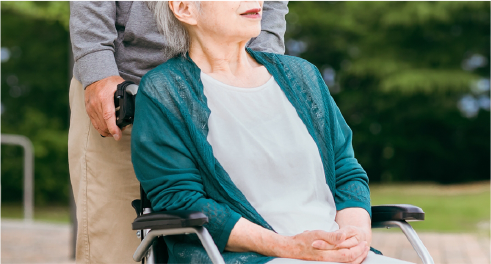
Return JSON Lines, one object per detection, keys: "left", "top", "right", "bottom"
{"left": 286, "top": 1, "right": 490, "bottom": 183}
{"left": 1, "top": 1, "right": 69, "bottom": 29}
{"left": 380, "top": 69, "right": 478, "bottom": 94}
{"left": 1, "top": 8, "right": 70, "bottom": 205}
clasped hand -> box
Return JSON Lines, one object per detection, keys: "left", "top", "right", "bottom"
{"left": 286, "top": 226, "right": 370, "bottom": 264}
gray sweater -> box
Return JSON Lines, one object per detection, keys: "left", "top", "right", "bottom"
{"left": 69, "top": 1, "right": 289, "bottom": 88}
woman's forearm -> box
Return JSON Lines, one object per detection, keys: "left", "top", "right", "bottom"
{"left": 335, "top": 207, "right": 372, "bottom": 246}
{"left": 227, "top": 217, "right": 369, "bottom": 262}
{"left": 225, "top": 217, "right": 289, "bottom": 256}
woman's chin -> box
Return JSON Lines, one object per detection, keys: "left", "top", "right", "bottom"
{"left": 229, "top": 30, "right": 261, "bottom": 44}
{"left": 243, "top": 28, "right": 262, "bottom": 40}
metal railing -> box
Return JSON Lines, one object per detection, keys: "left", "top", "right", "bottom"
{"left": 1, "top": 134, "right": 34, "bottom": 222}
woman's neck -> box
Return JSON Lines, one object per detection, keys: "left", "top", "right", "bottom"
{"left": 189, "top": 35, "right": 253, "bottom": 74}
{"left": 188, "top": 33, "right": 270, "bottom": 88}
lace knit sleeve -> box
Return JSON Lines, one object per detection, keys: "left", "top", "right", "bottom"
{"left": 330, "top": 97, "right": 371, "bottom": 216}
{"left": 131, "top": 77, "right": 241, "bottom": 252}
{"left": 265, "top": 52, "right": 372, "bottom": 217}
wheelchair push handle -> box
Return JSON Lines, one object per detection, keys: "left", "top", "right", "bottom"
{"left": 114, "top": 81, "right": 139, "bottom": 129}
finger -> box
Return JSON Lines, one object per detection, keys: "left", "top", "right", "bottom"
{"left": 334, "top": 236, "right": 360, "bottom": 249}
{"left": 312, "top": 240, "right": 335, "bottom": 250}
{"left": 89, "top": 112, "right": 110, "bottom": 137}
{"left": 89, "top": 118, "right": 99, "bottom": 133}
{"left": 335, "top": 226, "right": 359, "bottom": 240}
{"left": 95, "top": 122, "right": 110, "bottom": 137}
{"left": 86, "top": 96, "right": 110, "bottom": 136}
{"left": 317, "top": 230, "right": 346, "bottom": 246}
{"left": 101, "top": 97, "right": 122, "bottom": 140}
{"left": 94, "top": 110, "right": 111, "bottom": 136}
{"left": 350, "top": 244, "right": 369, "bottom": 264}
{"left": 326, "top": 242, "right": 367, "bottom": 263}
{"left": 85, "top": 97, "right": 99, "bottom": 130}
{"left": 345, "top": 242, "right": 368, "bottom": 263}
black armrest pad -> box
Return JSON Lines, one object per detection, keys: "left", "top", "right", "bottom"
{"left": 371, "top": 204, "right": 425, "bottom": 222}
{"left": 132, "top": 210, "right": 208, "bottom": 230}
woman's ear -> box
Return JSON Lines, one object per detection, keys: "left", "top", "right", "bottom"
{"left": 168, "top": 1, "right": 198, "bottom": 26}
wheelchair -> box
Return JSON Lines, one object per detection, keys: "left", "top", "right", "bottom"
{"left": 114, "top": 82, "right": 434, "bottom": 264}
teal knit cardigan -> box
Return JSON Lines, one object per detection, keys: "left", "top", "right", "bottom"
{"left": 131, "top": 48, "right": 371, "bottom": 263}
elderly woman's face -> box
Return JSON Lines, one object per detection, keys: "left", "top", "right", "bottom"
{"left": 196, "top": 1, "right": 264, "bottom": 42}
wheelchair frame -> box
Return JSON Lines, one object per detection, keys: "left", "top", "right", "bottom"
{"left": 131, "top": 187, "right": 434, "bottom": 264}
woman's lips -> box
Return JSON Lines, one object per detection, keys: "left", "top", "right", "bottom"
{"left": 240, "top": 8, "right": 262, "bottom": 19}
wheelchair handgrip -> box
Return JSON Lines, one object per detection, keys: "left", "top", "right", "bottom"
{"left": 114, "top": 81, "right": 139, "bottom": 129}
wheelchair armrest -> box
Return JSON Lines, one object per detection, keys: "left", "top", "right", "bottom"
{"left": 371, "top": 204, "right": 425, "bottom": 222}
{"left": 132, "top": 210, "right": 208, "bottom": 230}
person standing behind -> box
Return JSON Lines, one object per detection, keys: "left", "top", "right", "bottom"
{"left": 68, "top": 1, "right": 288, "bottom": 263}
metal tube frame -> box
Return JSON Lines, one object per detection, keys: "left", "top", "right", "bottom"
{"left": 372, "top": 220, "right": 434, "bottom": 264}
{"left": 143, "top": 228, "right": 155, "bottom": 264}
{"left": 1, "top": 134, "right": 34, "bottom": 222}
{"left": 140, "top": 208, "right": 155, "bottom": 264}
{"left": 133, "top": 226, "right": 225, "bottom": 264}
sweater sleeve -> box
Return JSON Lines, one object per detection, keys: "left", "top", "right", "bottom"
{"left": 330, "top": 97, "right": 372, "bottom": 217}
{"left": 247, "top": 1, "right": 288, "bottom": 54}
{"left": 299, "top": 59, "right": 371, "bottom": 216}
{"left": 131, "top": 79, "right": 241, "bottom": 252}
{"left": 69, "top": 1, "right": 120, "bottom": 88}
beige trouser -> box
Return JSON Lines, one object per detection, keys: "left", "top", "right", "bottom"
{"left": 68, "top": 78, "right": 140, "bottom": 264}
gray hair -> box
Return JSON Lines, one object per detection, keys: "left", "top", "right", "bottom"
{"left": 147, "top": 1, "right": 200, "bottom": 58}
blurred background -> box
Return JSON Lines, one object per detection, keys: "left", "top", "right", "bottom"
{"left": 1, "top": 1, "right": 490, "bottom": 263}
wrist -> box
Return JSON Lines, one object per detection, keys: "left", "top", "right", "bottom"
{"left": 363, "top": 228, "right": 372, "bottom": 246}
{"left": 86, "top": 75, "right": 124, "bottom": 92}
{"left": 271, "top": 235, "right": 293, "bottom": 258}
{"left": 273, "top": 234, "right": 308, "bottom": 259}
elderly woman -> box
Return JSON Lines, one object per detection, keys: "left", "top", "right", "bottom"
{"left": 132, "top": 2, "right": 413, "bottom": 264}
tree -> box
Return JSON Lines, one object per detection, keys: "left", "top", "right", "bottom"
{"left": 285, "top": 2, "right": 490, "bottom": 183}
{"left": 2, "top": 3, "right": 70, "bottom": 205}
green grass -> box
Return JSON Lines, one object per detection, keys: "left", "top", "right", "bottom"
{"left": 1, "top": 204, "right": 71, "bottom": 223}
{"left": 2, "top": 182, "right": 489, "bottom": 233}
{"left": 371, "top": 181, "right": 490, "bottom": 234}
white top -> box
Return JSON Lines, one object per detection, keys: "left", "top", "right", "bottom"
{"left": 202, "top": 72, "right": 339, "bottom": 236}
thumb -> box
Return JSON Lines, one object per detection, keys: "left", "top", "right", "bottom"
{"left": 312, "top": 240, "right": 331, "bottom": 250}
{"left": 313, "top": 231, "right": 346, "bottom": 249}
{"left": 324, "top": 231, "right": 346, "bottom": 244}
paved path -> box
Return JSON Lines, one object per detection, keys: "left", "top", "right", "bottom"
{"left": 1, "top": 220, "right": 74, "bottom": 264}
{"left": 1, "top": 219, "right": 489, "bottom": 264}
{"left": 371, "top": 230, "right": 490, "bottom": 264}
